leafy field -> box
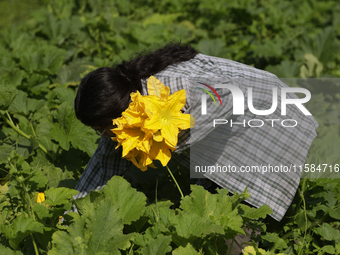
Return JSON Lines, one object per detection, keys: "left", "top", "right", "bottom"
{"left": 1, "top": 0, "right": 340, "bottom": 254}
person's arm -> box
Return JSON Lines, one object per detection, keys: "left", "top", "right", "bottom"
{"left": 74, "top": 136, "right": 131, "bottom": 200}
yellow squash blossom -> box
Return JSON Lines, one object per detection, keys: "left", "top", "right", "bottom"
{"left": 37, "top": 192, "right": 45, "bottom": 203}
{"left": 120, "top": 91, "right": 149, "bottom": 127}
{"left": 113, "top": 125, "right": 152, "bottom": 157}
{"left": 111, "top": 76, "right": 194, "bottom": 170}
{"left": 143, "top": 89, "right": 191, "bottom": 147}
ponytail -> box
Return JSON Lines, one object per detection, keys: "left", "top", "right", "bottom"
{"left": 75, "top": 42, "right": 198, "bottom": 127}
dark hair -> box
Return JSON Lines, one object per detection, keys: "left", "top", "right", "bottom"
{"left": 74, "top": 42, "right": 198, "bottom": 127}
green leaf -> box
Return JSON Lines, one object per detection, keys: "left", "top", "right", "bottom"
{"left": 179, "top": 185, "right": 253, "bottom": 238}
{"left": 238, "top": 204, "right": 272, "bottom": 220}
{"left": 140, "top": 234, "right": 172, "bottom": 255}
{"left": 20, "top": 48, "right": 43, "bottom": 73}
{"left": 73, "top": 190, "right": 104, "bottom": 217}
{"left": 85, "top": 199, "right": 125, "bottom": 253}
{"left": 296, "top": 27, "right": 340, "bottom": 65}
{"left": 141, "top": 225, "right": 165, "bottom": 242}
{"left": 49, "top": 218, "right": 88, "bottom": 255}
{"left": 7, "top": 91, "right": 45, "bottom": 116}
{"left": 56, "top": 59, "right": 88, "bottom": 85}
{"left": 180, "top": 185, "right": 219, "bottom": 218}
{"left": 0, "top": 245, "right": 23, "bottom": 255}
{"left": 107, "top": 233, "right": 136, "bottom": 251}
{"left": 173, "top": 213, "right": 224, "bottom": 239}
{"left": 41, "top": 13, "right": 70, "bottom": 45}
{"left": 0, "top": 182, "right": 9, "bottom": 204}
{"left": 50, "top": 199, "right": 131, "bottom": 254}
{"left": 295, "top": 211, "right": 311, "bottom": 232}
{"left": 329, "top": 208, "right": 340, "bottom": 220}
{"left": 45, "top": 187, "right": 79, "bottom": 206}
{"left": 314, "top": 223, "right": 340, "bottom": 242}
{"left": 172, "top": 243, "right": 201, "bottom": 255}
{"left": 56, "top": 148, "right": 89, "bottom": 178}
{"left": 265, "top": 60, "right": 301, "bottom": 78}
{"left": 143, "top": 13, "right": 181, "bottom": 26}
{"left": 1, "top": 68, "right": 25, "bottom": 87}
{"left": 49, "top": 102, "right": 98, "bottom": 156}
{"left": 321, "top": 245, "right": 335, "bottom": 254}
{"left": 33, "top": 203, "right": 50, "bottom": 220}
{"left": 324, "top": 191, "right": 337, "bottom": 207}
{"left": 197, "top": 38, "right": 227, "bottom": 57}
{"left": 253, "top": 38, "right": 284, "bottom": 58}
{"left": 217, "top": 211, "right": 245, "bottom": 237}
{"left": 39, "top": 164, "right": 74, "bottom": 188}
{"left": 0, "top": 56, "right": 16, "bottom": 70}
{"left": 29, "top": 170, "right": 49, "bottom": 190}
{"left": 145, "top": 201, "right": 175, "bottom": 227}
{"left": 20, "top": 46, "right": 66, "bottom": 75}
{"left": 308, "top": 124, "right": 340, "bottom": 160}
{"left": 130, "top": 24, "right": 165, "bottom": 45}
{"left": 5, "top": 215, "right": 44, "bottom": 250}
{"left": 0, "top": 142, "right": 14, "bottom": 164}
{"left": 24, "top": 73, "right": 50, "bottom": 95}
{"left": 35, "top": 118, "right": 56, "bottom": 153}
{"left": 53, "top": 87, "right": 77, "bottom": 106}
{"left": 261, "top": 233, "right": 287, "bottom": 250}
{"left": 300, "top": 53, "right": 323, "bottom": 78}
{"left": 0, "top": 85, "right": 17, "bottom": 110}
{"left": 103, "top": 176, "right": 147, "bottom": 224}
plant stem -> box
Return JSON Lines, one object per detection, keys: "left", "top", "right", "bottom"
{"left": 1, "top": 111, "right": 30, "bottom": 139}
{"left": 0, "top": 111, "right": 53, "bottom": 159}
{"left": 298, "top": 189, "right": 308, "bottom": 255}
{"left": 227, "top": 238, "right": 235, "bottom": 255}
{"left": 271, "top": 213, "right": 329, "bottom": 253}
{"left": 128, "top": 243, "right": 134, "bottom": 254}
{"left": 23, "top": 186, "right": 39, "bottom": 255}
{"left": 29, "top": 121, "right": 37, "bottom": 138}
{"left": 6, "top": 111, "right": 15, "bottom": 125}
{"left": 291, "top": 178, "right": 307, "bottom": 218}
{"left": 38, "top": 144, "right": 52, "bottom": 159}
{"left": 30, "top": 233, "right": 39, "bottom": 255}
{"left": 25, "top": 190, "right": 36, "bottom": 221}
{"left": 18, "top": 176, "right": 40, "bottom": 255}
{"left": 0, "top": 168, "right": 9, "bottom": 174}
{"left": 166, "top": 165, "right": 184, "bottom": 199}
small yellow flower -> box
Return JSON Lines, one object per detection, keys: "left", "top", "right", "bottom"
{"left": 37, "top": 192, "right": 45, "bottom": 203}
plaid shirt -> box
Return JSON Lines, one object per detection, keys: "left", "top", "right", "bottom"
{"left": 74, "top": 54, "right": 318, "bottom": 221}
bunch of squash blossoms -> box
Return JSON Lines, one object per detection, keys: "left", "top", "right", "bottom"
{"left": 110, "top": 76, "right": 194, "bottom": 171}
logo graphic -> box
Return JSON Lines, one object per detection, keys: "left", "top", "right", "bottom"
{"left": 196, "top": 82, "right": 222, "bottom": 107}
{"left": 199, "top": 83, "right": 312, "bottom": 116}
{"left": 196, "top": 82, "right": 224, "bottom": 115}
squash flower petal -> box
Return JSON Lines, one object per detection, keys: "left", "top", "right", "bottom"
{"left": 143, "top": 90, "right": 190, "bottom": 147}
{"left": 37, "top": 192, "right": 45, "bottom": 203}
